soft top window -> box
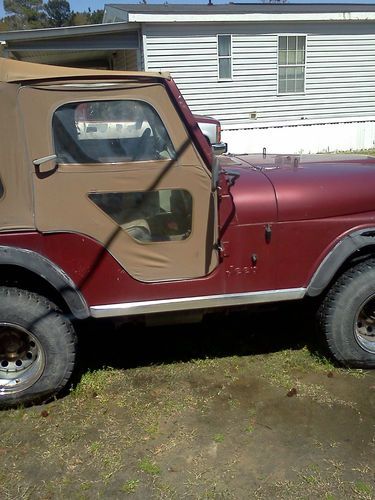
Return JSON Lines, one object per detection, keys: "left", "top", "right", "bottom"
{"left": 53, "top": 100, "right": 176, "bottom": 164}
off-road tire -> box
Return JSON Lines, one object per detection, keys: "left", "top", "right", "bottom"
{"left": 318, "top": 259, "right": 375, "bottom": 368}
{"left": 0, "top": 287, "right": 77, "bottom": 408}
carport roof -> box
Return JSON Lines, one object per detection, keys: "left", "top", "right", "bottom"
{"left": 0, "top": 21, "right": 137, "bottom": 42}
{"left": 0, "top": 21, "right": 140, "bottom": 63}
{"left": 0, "top": 22, "right": 140, "bottom": 66}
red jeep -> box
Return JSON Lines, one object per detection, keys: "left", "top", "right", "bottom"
{"left": 1, "top": 59, "right": 374, "bottom": 407}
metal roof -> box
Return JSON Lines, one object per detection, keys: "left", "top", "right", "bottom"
{"left": 106, "top": 3, "right": 375, "bottom": 15}
{"left": 0, "top": 23, "right": 139, "bottom": 66}
{"left": 0, "top": 21, "right": 137, "bottom": 42}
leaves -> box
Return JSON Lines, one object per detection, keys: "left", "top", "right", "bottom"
{"left": 0, "top": 1, "right": 104, "bottom": 30}
{"left": 44, "top": 0, "right": 70, "bottom": 27}
{"left": 3, "top": 0, "right": 45, "bottom": 29}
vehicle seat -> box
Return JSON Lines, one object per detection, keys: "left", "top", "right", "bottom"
{"left": 121, "top": 218, "right": 151, "bottom": 242}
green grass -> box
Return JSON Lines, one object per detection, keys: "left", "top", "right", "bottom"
{"left": 213, "top": 433, "right": 225, "bottom": 443}
{"left": 353, "top": 481, "right": 373, "bottom": 497}
{"left": 121, "top": 479, "right": 140, "bottom": 493}
{"left": 334, "top": 148, "right": 375, "bottom": 155}
{"left": 138, "top": 457, "right": 161, "bottom": 475}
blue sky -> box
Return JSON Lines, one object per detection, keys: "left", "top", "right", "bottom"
{"left": 1, "top": 0, "right": 375, "bottom": 19}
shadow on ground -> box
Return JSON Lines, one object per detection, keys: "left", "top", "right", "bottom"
{"left": 78, "top": 299, "right": 323, "bottom": 373}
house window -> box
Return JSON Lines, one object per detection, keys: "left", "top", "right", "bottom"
{"left": 218, "top": 35, "right": 232, "bottom": 80}
{"left": 278, "top": 36, "right": 306, "bottom": 94}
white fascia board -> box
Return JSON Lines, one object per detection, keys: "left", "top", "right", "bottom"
{"left": 128, "top": 12, "right": 375, "bottom": 23}
{"left": 222, "top": 116, "right": 375, "bottom": 131}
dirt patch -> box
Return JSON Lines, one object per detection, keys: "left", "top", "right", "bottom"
{"left": 0, "top": 307, "right": 374, "bottom": 499}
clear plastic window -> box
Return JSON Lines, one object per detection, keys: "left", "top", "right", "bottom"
{"left": 89, "top": 189, "right": 192, "bottom": 242}
{"left": 53, "top": 100, "right": 176, "bottom": 164}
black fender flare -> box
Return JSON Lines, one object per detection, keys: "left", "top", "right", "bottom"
{"left": 307, "top": 228, "right": 375, "bottom": 297}
{"left": 0, "top": 245, "right": 90, "bottom": 319}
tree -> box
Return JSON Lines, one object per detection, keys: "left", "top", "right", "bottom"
{"left": 87, "top": 9, "right": 103, "bottom": 25}
{"left": 69, "top": 8, "right": 103, "bottom": 26}
{"left": 1, "top": 0, "right": 104, "bottom": 29}
{"left": 3, "top": 0, "right": 46, "bottom": 28}
{"left": 0, "top": 17, "right": 10, "bottom": 30}
{"left": 69, "top": 10, "right": 89, "bottom": 26}
{"left": 44, "top": 0, "right": 70, "bottom": 27}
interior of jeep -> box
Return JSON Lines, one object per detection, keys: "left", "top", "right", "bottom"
{"left": 53, "top": 99, "right": 176, "bottom": 164}
{"left": 88, "top": 189, "right": 193, "bottom": 243}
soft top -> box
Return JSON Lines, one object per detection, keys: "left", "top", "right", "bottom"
{"left": 0, "top": 58, "right": 170, "bottom": 83}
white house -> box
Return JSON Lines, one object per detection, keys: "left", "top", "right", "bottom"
{"left": 103, "top": 3, "right": 375, "bottom": 154}
{"left": 2, "top": 3, "right": 375, "bottom": 154}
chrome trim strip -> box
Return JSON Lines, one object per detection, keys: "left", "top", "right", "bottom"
{"left": 90, "top": 288, "right": 306, "bottom": 318}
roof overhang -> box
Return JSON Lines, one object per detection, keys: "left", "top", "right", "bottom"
{"left": 0, "top": 22, "right": 140, "bottom": 67}
{"left": 0, "top": 21, "right": 138, "bottom": 43}
{"left": 103, "top": 4, "right": 375, "bottom": 24}
{"left": 126, "top": 11, "right": 375, "bottom": 23}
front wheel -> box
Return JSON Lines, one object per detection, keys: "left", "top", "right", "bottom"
{"left": 318, "top": 259, "right": 375, "bottom": 368}
{"left": 0, "top": 287, "right": 77, "bottom": 408}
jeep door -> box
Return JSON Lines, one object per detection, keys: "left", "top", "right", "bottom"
{"left": 19, "top": 81, "right": 218, "bottom": 282}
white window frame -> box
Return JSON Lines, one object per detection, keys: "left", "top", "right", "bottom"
{"left": 277, "top": 35, "right": 307, "bottom": 95}
{"left": 217, "top": 34, "right": 233, "bottom": 81}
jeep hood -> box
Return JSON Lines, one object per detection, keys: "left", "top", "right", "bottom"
{"left": 220, "top": 154, "right": 375, "bottom": 222}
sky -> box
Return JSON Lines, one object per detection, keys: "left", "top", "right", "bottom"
{"left": 1, "top": 0, "right": 375, "bottom": 19}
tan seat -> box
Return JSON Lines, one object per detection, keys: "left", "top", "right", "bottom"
{"left": 121, "top": 218, "right": 151, "bottom": 242}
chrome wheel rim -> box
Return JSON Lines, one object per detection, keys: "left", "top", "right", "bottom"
{"left": 0, "top": 323, "right": 45, "bottom": 395}
{"left": 354, "top": 296, "right": 375, "bottom": 355}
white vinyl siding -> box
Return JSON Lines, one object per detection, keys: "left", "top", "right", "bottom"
{"left": 144, "top": 24, "right": 375, "bottom": 127}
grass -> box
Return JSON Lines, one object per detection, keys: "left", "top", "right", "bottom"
{"left": 121, "top": 479, "right": 140, "bottom": 493}
{"left": 353, "top": 481, "right": 373, "bottom": 497}
{"left": 138, "top": 458, "right": 161, "bottom": 475}
{"left": 213, "top": 433, "right": 225, "bottom": 443}
{"left": 334, "top": 148, "right": 375, "bottom": 155}
{"left": 255, "top": 348, "right": 362, "bottom": 407}
{"left": 0, "top": 317, "right": 374, "bottom": 499}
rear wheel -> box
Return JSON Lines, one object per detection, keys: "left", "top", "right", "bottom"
{"left": 0, "top": 287, "right": 77, "bottom": 408}
{"left": 318, "top": 259, "right": 375, "bottom": 367}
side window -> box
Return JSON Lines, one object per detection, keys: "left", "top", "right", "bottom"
{"left": 53, "top": 100, "right": 176, "bottom": 164}
{"left": 89, "top": 189, "right": 192, "bottom": 243}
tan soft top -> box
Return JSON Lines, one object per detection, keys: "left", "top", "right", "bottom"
{"left": 0, "top": 58, "right": 170, "bottom": 83}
